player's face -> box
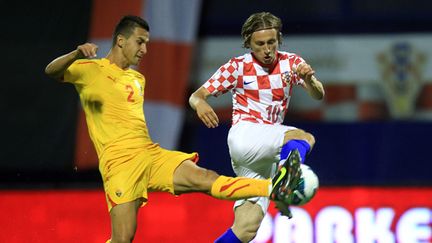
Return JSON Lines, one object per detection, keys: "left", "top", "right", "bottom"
{"left": 122, "top": 27, "right": 149, "bottom": 66}
{"left": 249, "top": 28, "right": 279, "bottom": 65}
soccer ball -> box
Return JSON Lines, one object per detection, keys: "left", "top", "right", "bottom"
{"left": 290, "top": 164, "right": 319, "bottom": 206}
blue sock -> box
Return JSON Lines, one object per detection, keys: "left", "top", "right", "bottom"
{"left": 280, "top": 139, "right": 311, "bottom": 162}
{"left": 215, "top": 228, "right": 241, "bottom": 243}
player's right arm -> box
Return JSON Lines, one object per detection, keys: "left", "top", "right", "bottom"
{"left": 45, "top": 43, "right": 98, "bottom": 80}
{"left": 189, "top": 87, "right": 219, "bottom": 128}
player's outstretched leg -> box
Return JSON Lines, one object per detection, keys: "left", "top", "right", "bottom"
{"left": 270, "top": 149, "right": 302, "bottom": 218}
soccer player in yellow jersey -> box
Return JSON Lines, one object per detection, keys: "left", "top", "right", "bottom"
{"left": 45, "top": 15, "right": 301, "bottom": 243}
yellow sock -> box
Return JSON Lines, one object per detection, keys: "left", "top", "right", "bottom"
{"left": 210, "top": 175, "right": 271, "bottom": 200}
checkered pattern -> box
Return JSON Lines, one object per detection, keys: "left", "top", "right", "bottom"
{"left": 203, "top": 52, "right": 305, "bottom": 125}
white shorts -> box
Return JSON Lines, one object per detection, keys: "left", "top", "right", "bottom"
{"left": 227, "top": 121, "right": 297, "bottom": 213}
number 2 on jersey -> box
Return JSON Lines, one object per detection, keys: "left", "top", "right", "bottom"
{"left": 126, "top": 85, "right": 135, "bottom": 102}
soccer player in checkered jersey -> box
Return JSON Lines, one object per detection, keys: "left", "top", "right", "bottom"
{"left": 190, "top": 12, "right": 325, "bottom": 242}
{"left": 45, "top": 15, "right": 297, "bottom": 243}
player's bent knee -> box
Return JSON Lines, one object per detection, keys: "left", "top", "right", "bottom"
{"left": 304, "top": 132, "right": 315, "bottom": 146}
{"left": 284, "top": 129, "right": 315, "bottom": 146}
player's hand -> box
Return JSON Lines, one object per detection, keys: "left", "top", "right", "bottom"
{"left": 77, "top": 43, "right": 98, "bottom": 58}
{"left": 294, "top": 63, "right": 315, "bottom": 84}
{"left": 196, "top": 101, "right": 219, "bottom": 128}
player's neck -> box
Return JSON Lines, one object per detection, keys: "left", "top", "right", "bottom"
{"left": 106, "top": 49, "right": 130, "bottom": 70}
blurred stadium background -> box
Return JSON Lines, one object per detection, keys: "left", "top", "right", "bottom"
{"left": 1, "top": 0, "right": 431, "bottom": 242}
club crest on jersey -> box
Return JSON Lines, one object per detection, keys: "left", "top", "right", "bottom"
{"left": 115, "top": 190, "right": 122, "bottom": 197}
{"left": 134, "top": 80, "right": 144, "bottom": 96}
{"left": 281, "top": 71, "right": 292, "bottom": 84}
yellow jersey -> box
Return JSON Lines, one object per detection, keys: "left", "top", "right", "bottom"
{"left": 64, "top": 58, "right": 152, "bottom": 172}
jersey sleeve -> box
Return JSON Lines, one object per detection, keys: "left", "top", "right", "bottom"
{"left": 202, "top": 59, "right": 239, "bottom": 97}
{"left": 63, "top": 59, "right": 96, "bottom": 86}
{"left": 288, "top": 54, "right": 306, "bottom": 86}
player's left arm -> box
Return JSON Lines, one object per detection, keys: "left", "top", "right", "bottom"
{"left": 296, "top": 63, "right": 325, "bottom": 100}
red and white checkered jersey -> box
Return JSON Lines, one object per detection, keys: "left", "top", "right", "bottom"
{"left": 203, "top": 51, "right": 305, "bottom": 125}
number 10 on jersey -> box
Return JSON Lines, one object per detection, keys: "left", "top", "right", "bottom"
{"left": 266, "top": 105, "right": 281, "bottom": 123}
